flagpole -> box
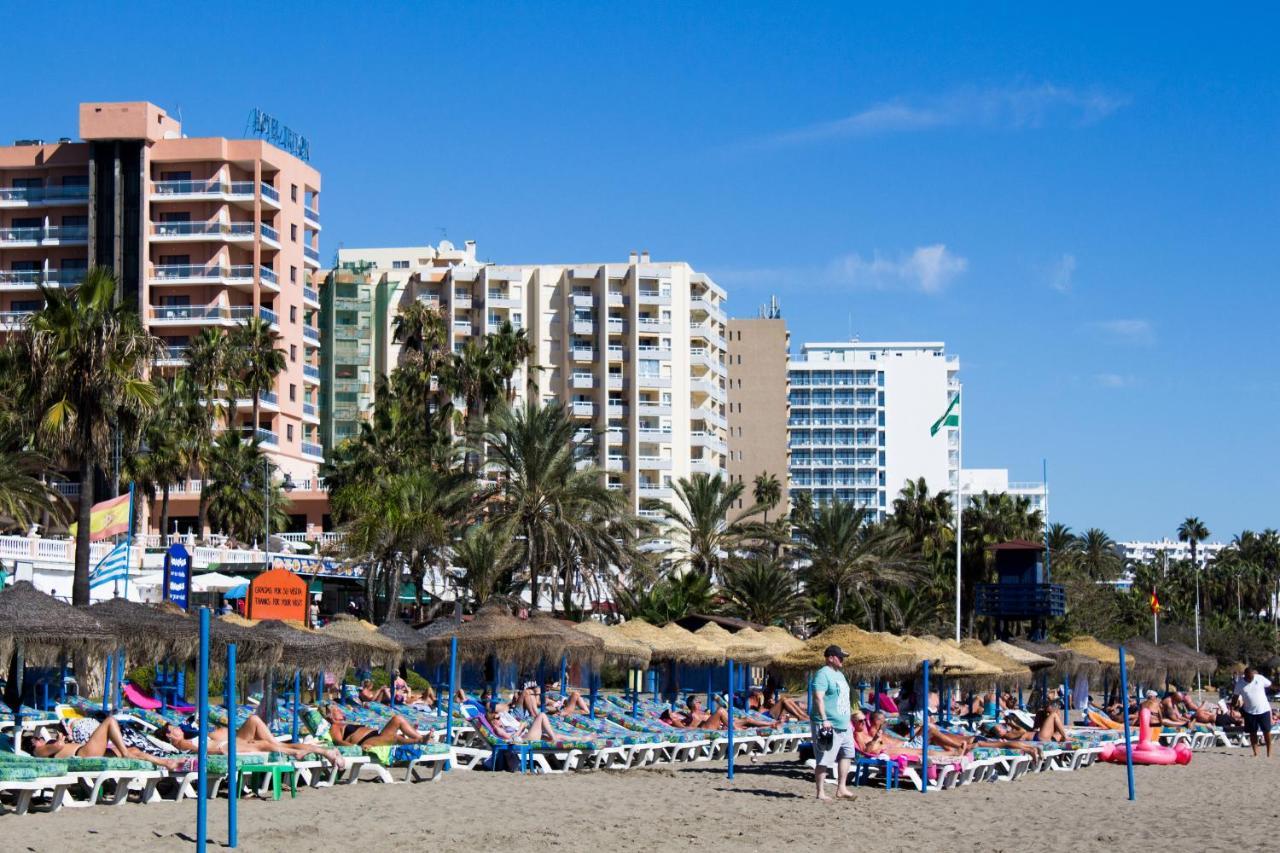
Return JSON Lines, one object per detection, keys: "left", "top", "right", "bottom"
{"left": 122, "top": 484, "right": 136, "bottom": 602}
{"left": 954, "top": 384, "right": 963, "bottom": 642}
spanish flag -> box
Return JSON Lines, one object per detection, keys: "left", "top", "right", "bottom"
{"left": 69, "top": 492, "right": 131, "bottom": 541}
{"left": 1150, "top": 588, "right": 1161, "bottom": 615}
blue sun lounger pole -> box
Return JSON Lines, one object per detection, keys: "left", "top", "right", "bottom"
{"left": 1119, "top": 645, "right": 1135, "bottom": 801}
{"left": 726, "top": 657, "right": 735, "bottom": 780}
{"left": 227, "top": 642, "right": 238, "bottom": 848}
{"left": 589, "top": 666, "right": 598, "bottom": 719}
{"left": 444, "top": 636, "right": 457, "bottom": 771}
{"left": 921, "top": 659, "right": 930, "bottom": 794}
{"left": 559, "top": 654, "right": 567, "bottom": 697}
{"left": 1062, "top": 674, "right": 1070, "bottom": 725}
{"left": 196, "top": 607, "right": 210, "bottom": 853}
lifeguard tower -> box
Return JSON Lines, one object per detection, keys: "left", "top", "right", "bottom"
{"left": 975, "top": 540, "right": 1065, "bottom": 641}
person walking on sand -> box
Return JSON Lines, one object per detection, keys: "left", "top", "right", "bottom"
{"left": 1235, "top": 665, "right": 1273, "bottom": 758}
{"left": 811, "top": 644, "right": 855, "bottom": 801}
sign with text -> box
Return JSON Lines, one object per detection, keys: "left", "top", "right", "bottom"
{"left": 163, "top": 543, "right": 191, "bottom": 610}
{"left": 248, "top": 568, "right": 308, "bottom": 623}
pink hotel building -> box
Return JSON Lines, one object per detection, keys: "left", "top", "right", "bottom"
{"left": 0, "top": 102, "right": 328, "bottom": 534}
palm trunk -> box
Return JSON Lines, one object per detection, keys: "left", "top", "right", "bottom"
{"left": 252, "top": 395, "right": 261, "bottom": 437}
{"left": 72, "top": 451, "right": 94, "bottom": 606}
{"left": 160, "top": 484, "right": 171, "bottom": 545}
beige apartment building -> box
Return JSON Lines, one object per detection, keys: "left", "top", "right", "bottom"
{"left": 322, "top": 245, "right": 729, "bottom": 513}
{"left": 0, "top": 101, "right": 326, "bottom": 534}
{"left": 726, "top": 316, "right": 790, "bottom": 514}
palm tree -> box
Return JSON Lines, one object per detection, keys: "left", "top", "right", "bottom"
{"left": 960, "top": 491, "right": 1044, "bottom": 635}
{"left": 487, "top": 320, "right": 536, "bottom": 401}
{"left": 794, "top": 502, "right": 922, "bottom": 631}
{"left": 392, "top": 299, "right": 449, "bottom": 368}
{"left": 124, "top": 378, "right": 196, "bottom": 541}
{"left": 719, "top": 554, "right": 810, "bottom": 626}
{"left": 230, "top": 317, "right": 286, "bottom": 435}
{"left": 185, "top": 327, "right": 235, "bottom": 537}
{"left": 1045, "top": 522, "right": 1080, "bottom": 576}
{"left": 752, "top": 472, "right": 782, "bottom": 523}
{"left": 204, "top": 430, "right": 289, "bottom": 545}
{"left": 1077, "top": 528, "right": 1122, "bottom": 581}
{"left": 441, "top": 338, "right": 504, "bottom": 473}
{"left": 659, "top": 473, "right": 770, "bottom": 581}
{"left": 483, "top": 401, "right": 624, "bottom": 611}
{"left": 0, "top": 451, "right": 68, "bottom": 533}
{"left": 891, "top": 477, "right": 956, "bottom": 567}
{"left": 19, "top": 268, "right": 159, "bottom": 604}
{"left": 1178, "top": 517, "right": 1210, "bottom": 567}
{"left": 617, "top": 572, "right": 714, "bottom": 625}
{"left": 451, "top": 520, "right": 517, "bottom": 609}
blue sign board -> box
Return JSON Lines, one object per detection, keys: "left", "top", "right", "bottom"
{"left": 163, "top": 543, "right": 191, "bottom": 610}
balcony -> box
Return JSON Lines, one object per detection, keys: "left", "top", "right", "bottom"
{"left": 303, "top": 401, "right": 318, "bottom": 420}
{"left": 486, "top": 290, "right": 522, "bottom": 308}
{"left": 0, "top": 183, "right": 89, "bottom": 207}
{"left": 636, "top": 317, "right": 671, "bottom": 333}
{"left": 0, "top": 226, "right": 87, "bottom": 246}
{"left": 637, "top": 401, "right": 672, "bottom": 416}
{"left": 571, "top": 373, "right": 594, "bottom": 389}
{"left": 150, "top": 179, "right": 279, "bottom": 208}
{"left": 303, "top": 286, "right": 320, "bottom": 306}
{"left": 637, "top": 484, "right": 672, "bottom": 500}
{"left": 975, "top": 583, "right": 1066, "bottom": 619}
{"left": 148, "top": 264, "right": 278, "bottom": 291}
{"left": 690, "top": 378, "right": 721, "bottom": 397}
{"left": 637, "top": 373, "right": 671, "bottom": 389}
{"left": 261, "top": 224, "right": 281, "bottom": 248}
{"left": 690, "top": 431, "right": 728, "bottom": 454}
{"left": 636, "top": 289, "right": 671, "bottom": 305}
{"left": 150, "top": 220, "right": 256, "bottom": 242}
{"left": 258, "top": 307, "right": 279, "bottom": 327}
{"left": 304, "top": 206, "right": 321, "bottom": 228}
{"left": 304, "top": 326, "right": 320, "bottom": 345}
{"left": 303, "top": 245, "right": 320, "bottom": 267}
{"left": 636, "top": 344, "right": 671, "bottom": 360}
{"left": 251, "top": 427, "right": 278, "bottom": 447}
{"left": 637, "top": 455, "right": 672, "bottom": 470}
{"left": 606, "top": 401, "right": 626, "bottom": 417}
{"left": 303, "top": 363, "right": 320, "bottom": 383}
{"left": 571, "top": 347, "right": 594, "bottom": 362}
{"left": 606, "top": 455, "right": 626, "bottom": 471}
{"left": 0, "top": 268, "right": 84, "bottom": 289}
{"left": 301, "top": 440, "right": 324, "bottom": 460}
{"left": 689, "top": 295, "right": 725, "bottom": 320}
{"left": 147, "top": 304, "right": 254, "bottom": 325}
{"left": 606, "top": 374, "right": 623, "bottom": 390}
{"left": 571, "top": 292, "right": 593, "bottom": 308}
{"left": 606, "top": 346, "right": 625, "bottom": 362}
{"left": 690, "top": 458, "right": 722, "bottom": 475}
{"left": 637, "top": 426, "right": 672, "bottom": 441}
{"left": 572, "top": 401, "right": 595, "bottom": 417}
{"left": 453, "top": 291, "right": 473, "bottom": 308}
{"left": 572, "top": 319, "right": 595, "bottom": 336}
{"left": 606, "top": 318, "right": 624, "bottom": 333}
{"left": 155, "top": 345, "right": 189, "bottom": 366}
{"left": 606, "top": 291, "right": 625, "bottom": 307}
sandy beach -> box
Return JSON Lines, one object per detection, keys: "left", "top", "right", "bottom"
{"left": 4, "top": 748, "right": 1276, "bottom": 853}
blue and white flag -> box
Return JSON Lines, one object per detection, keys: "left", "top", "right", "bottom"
{"left": 89, "top": 542, "right": 130, "bottom": 589}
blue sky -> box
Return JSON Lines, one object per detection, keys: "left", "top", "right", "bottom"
{"left": 8, "top": 3, "right": 1278, "bottom": 540}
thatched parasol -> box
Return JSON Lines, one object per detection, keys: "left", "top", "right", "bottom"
{"left": 234, "top": 617, "right": 351, "bottom": 676}
{"left": 658, "top": 622, "right": 726, "bottom": 666}
{"left": 1063, "top": 636, "right": 1133, "bottom": 673}
{"left": 613, "top": 619, "right": 695, "bottom": 664}
{"left": 420, "top": 602, "right": 565, "bottom": 667}
{"left": 87, "top": 598, "right": 200, "bottom": 663}
{"left": 377, "top": 618, "right": 435, "bottom": 663}
{"left": 754, "top": 626, "right": 804, "bottom": 662}
{"left": 773, "top": 625, "right": 920, "bottom": 678}
{"left": 955, "top": 639, "right": 1034, "bottom": 685}
{"left": 901, "top": 635, "right": 1001, "bottom": 680}
{"left": 568, "top": 621, "right": 652, "bottom": 669}
{"left": 527, "top": 612, "right": 604, "bottom": 667}
{"left": 319, "top": 619, "right": 403, "bottom": 668}
{"left": 693, "top": 622, "right": 771, "bottom": 665}
{"left": 1113, "top": 637, "right": 1180, "bottom": 684}
{"left": 987, "top": 639, "right": 1054, "bottom": 671}
{"left": 1161, "top": 641, "right": 1218, "bottom": 680}
{"left": 1010, "top": 638, "right": 1099, "bottom": 679}
{"left": 0, "top": 581, "right": 117, "bottom": 666}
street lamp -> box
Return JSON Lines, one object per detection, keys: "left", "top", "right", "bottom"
{"left": 263, "top": 460, "right": 295, "bottom": 571}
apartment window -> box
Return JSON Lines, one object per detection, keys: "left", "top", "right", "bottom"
{"left": 288, "top": 384, "right": 297, "bottom": 402}
{"left": 286, "top": 424, "right": 294, "bottom": 442}
{"left": 290, "top": 266, "right": 297, "bottom": 283}
{"left": 291, "top": 184, "right": 298, "bottom": 202}
{"left": 392, "top": 260, "right": 410, "bottom": 269}
{"left": 290, "top": 305, "right": 298, "bottom": 323}
{"left": 290, "top": 344, "right": 297, "bottom": 362}
{"left": 290, "top": 224, "right": 298, "bottom": 242}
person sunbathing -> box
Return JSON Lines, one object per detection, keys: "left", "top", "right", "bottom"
{"left": 747, "top": 688, "right": 809, "bottom": 721}
{"left": 358, "top": 679, "right": 392, "bottom": 704}
{"left": 320, "top": 703, "right": 434, "bottom": 748}
{"left": 1031, "top": 705, "right": 1071, "bottom": 742}
{"left": 391, "top": 675, "right": 422, "bottom": 704}
{"left": 663, "top": 696, "right": 780, "bottom": 731}
{"left": 158, "top": 718, "right": 347, "bottom": 767}
{"left": 29, "top": 717, "right": 180, "bottom": 771}
{"left": 521, "top": 680, "right": 590, "bottom": 717}
{"left": 854, "top": 712, "right": 964, "bottom": 763}
{"left": 485, "top": 705, "right": 566, "bottom": 746}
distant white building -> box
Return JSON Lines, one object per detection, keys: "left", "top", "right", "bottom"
{"left": 1118, "top": 539, "right": 1225, "bottom": 568}
{"left": 960, "top": 468, "right": 1049, "bottom": 518}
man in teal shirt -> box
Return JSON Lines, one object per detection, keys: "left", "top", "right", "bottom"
{"left": 811, "top": 644, "right": 854, "bottom": 799}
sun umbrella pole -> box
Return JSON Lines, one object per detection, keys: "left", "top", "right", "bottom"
{"left": 444, "top": 636, "right": 457, "bottom": 771}
{"left": 1061, "top": 674, "right": 1070, "bottom": 725}
{"left": 291, "top": 670, "right": 301, "bottom": 742}
{"left": 921, "top": 659, "right": 930, "bottom": 794}
{"left": 227, "top": 642, "right": 238, "bottom": 849}
{"left": 726, "top": 658, "right": 735, "bottom": 781}
{"left": 196, "top": 607, "right": 210, "bottom": 853}
{"left": 1119, "top": 645, "right": 1135, "bottom": 801}
{"left": 115, "top": 647, "right": 126, "bottom": 713}
{"left": 559, "top": 654, "right": 567, "bottom": 697}
{"left": 102, "top": 653, "right": 111, "bottom": 714}
{"left": 588, "top": 667, "right": 597, "bottom": 719}
{"left": 12, "top": 641, "right": 23, "bottom": 754}
{"left": 538, "top": 660, "right": 546, "bottom": 713}
{"left": 706, "top": 669, "right": 714, "bottom": 712}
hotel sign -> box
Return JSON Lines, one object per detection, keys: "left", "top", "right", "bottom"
{"left": 247, "top": 108, "right": 311, "bottom": 162}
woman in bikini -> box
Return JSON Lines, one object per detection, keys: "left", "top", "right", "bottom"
{"left": 747, "top": 688, "right": 809, "bottom": 722}
{"left": 159, "top": 716, "right": 346, "bottom": 767}
{"left": 485, "top": 705, "right": 567, "bottom": 745}
{"left": 29, "top": 716, "right": 180, "bottom": 771}
{"left": 320, "top": 703, "right": 433, "bottom": 748}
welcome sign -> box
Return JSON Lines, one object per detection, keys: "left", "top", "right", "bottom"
{"left": 163, "top": 543, "right": 191, "bottom": 610}
{"left": 247, "top": 567, "right": 308, "bottom": 623}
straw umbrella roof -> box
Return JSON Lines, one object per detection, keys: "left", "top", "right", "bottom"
{"left": 568, "top": 620, "right": 652, "bottom": 668}
{"left": 613, "top": 619, "right": 694, "bottom": 664}
{"left": 230, "top": 617, "right": 351, "bottom": 676}
{"left": 1063, "top": 636, "right": 1133, "bottom": 672}
{"left": 658, "top": 622, "right": 726, "bottom": 665}
{"left": 1113, "top": 637, "right": 1180, "bottom": 684}
{"left": 987, "top": 639, "right": 1054, "bottom": 670}
{"left": 319, "top": 619, "right": 403, "bottom": 668}
{"left": 87, "top": 598, "right": 200, "bottom": 663}
{"left": 754, "top": 626, "right": 804, "bottom": 661}
{"left": 376, "top": 619, "right": 434, "bottom": 663}
{"left": 527, "top": 612, "right": 604, "bottom": 667}
{"left": 773, "top": 625, "right": 920, "bottom": 678}
{"left": 955, "top": 639, "right": 1034, "bottom": 685}
{"left": 1161, "top": 641, "right": 1218, "bottom": 678}
{"left": 0, "top": 581, "right": 117, "bottom": 666}
{"left": 901, "top": 635, "right": 1002, "bottom": 680}
{"left": 693, "top": 622, "right": 771, "bottom": 665}
{"left": 419, "top": 602, "right": 565, "bottom": 667}
{"left": 1010, "top": 638, "right": 1099, "bottom": 678}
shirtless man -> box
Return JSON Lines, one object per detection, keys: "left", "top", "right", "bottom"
{"left": 663, "top": 695, "right": 780, "bottom": 731}
{"left": 159, "top": 716, "right": 347, "bottom": 767}
{"left": 747, "top": 688, "right": 808, "bottom": 722}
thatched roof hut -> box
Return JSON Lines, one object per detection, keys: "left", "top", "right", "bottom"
{"left": 1112, "top": 637, "right": 1180, "bottom": 684}
{"left": 987, "top": 639, "right": 1054, "bottom": 671}
{"left": 658, "top": 622, "right": 726, "bottom": 666}
{"left": 0, "top": 581, "right": 117, "bottom": 666}
{"left": 773, "top": 625, "right": 919, "bottom": 678}
{"left": 693, "top": 622, "right": 771, "bottom": 665}
{"left": 955, "top": 639, "right": 1034, "bottom": 685}
{"left": 230, "top": 617, "right": 351, "bottom": 676}
{"left": 1161, "top": 641, "right": 1218, "bottom": 680}
{"left": 754, "top": 626, "right": 804, "bottom": 661}
{"left": 525, "top": 612, "right": 605, "bottom": 667}
{"left": 420, "top": 602, "right": 565, "bottom": 667}
{"left": 377, "top": 619, "right": 434, "bottom": 663}
{"left": 87, "top": 598, "right": 200, "bottom": 663}
{"left": 319, "top": 619, "right": 403, "bottom": 668}
{"left": 1063, "top": 636, "right": 1133, "bottom": 673}
{"left": 568, "top": 621, "right": 652, "bottom": 669}
{"left": 1010, "top": 638, "right": 1099, "bottom": 679}
{"left": 900, "top": 635, "right": 1001, "bottom": 680}
{"left": 613, "top": 619, "right": 695, "bottom": 664}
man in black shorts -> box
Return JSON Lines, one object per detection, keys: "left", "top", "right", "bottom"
{"left": 1235, "top": 666, "right": 1274, "bottom": 758}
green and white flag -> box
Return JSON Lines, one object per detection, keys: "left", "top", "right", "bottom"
{"left": 930, "top": 392, "right": 960, "bottom": 437}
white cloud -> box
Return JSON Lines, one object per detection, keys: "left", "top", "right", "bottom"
{"left": 1092, "top": 319, "right": 1155, "bottom": 345}
{"left": 1048, "top": 253, "right": 1077, "bottom": 293}
{"left": 1095, "top": 373, "right": 1135, "bottom": 389}
{"left": 827, "top": 245, "right": 968, "bottom": 294}
{"left": 757, "top": 83, "right": 1127, "bottom": 148}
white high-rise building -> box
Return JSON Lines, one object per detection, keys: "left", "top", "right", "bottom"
{"left": 788, "top": 341, "right": 959, "bottom": 516}
{"left": 960, "top": 468, "right": 1049, "bottom": 518}
{"left": 1118, "top": 539, "right": 1225, "bottom": 568}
